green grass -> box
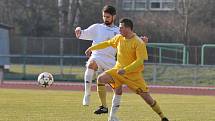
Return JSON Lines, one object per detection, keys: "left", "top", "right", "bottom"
{"left": 9, "top": 64, "right": 85, "bottom": 75}
{"left": 5, "top": 64, "right": 86, "bottom": 81}
{"left": 0, "top": 88, "right": 214, "bottom": 121}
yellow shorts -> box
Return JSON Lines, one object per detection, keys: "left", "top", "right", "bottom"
{"left": 105, "top": 68, "right": 149, "bottom": 93}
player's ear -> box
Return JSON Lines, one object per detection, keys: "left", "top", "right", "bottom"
{"left": 113, "top": 15, "right": 116, "bottom": 21}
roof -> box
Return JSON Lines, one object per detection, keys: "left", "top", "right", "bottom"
{"left": 0, "top": 23, "right": 13, "bottom": 30}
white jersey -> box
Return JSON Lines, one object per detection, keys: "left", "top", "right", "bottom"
{"left": 79, "top": 23, "right": 119, "bottom": 60}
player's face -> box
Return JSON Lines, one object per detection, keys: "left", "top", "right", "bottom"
{"left": 119, "top": 23, "right": 128, "bottom": 37}
{"left": 102, "top": 12, "right": 115, "bottom": 26}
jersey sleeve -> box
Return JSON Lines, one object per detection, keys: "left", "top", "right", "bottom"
{"left": 88, "top": 35, "right": 120, "bottom": 50}
{"left": 139, "top": 42, "right": 148, "bottom": 61}
{"left": 107, "top": 34, "right": 120, "bottom": 48}
{"left": 79, "top": 24, "right": 98, "bottom": 40}
{"left": 123, "top": 42, "right": 148, "bottom": 73}
{"left": 88, "top": 41, "right": 110, "bottom": 50}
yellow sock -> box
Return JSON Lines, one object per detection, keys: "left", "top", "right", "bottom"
{"left": 151, "top": 100, "right": 165, "bottom": 118}
{"left": 97, "top": 83, "right": 107, "bottom": 107}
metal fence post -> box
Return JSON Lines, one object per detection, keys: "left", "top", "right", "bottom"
{"left": 22, "top": 37, "right": 27, "bottom": 80}
{"left": 60, "top": 37, "right": 64, "bottom": 76}
{"left": 159, "top": 47, "right": 162, "bottom": 63}
{"left": 201, "top": 44, "right": 215, "bottom": 65}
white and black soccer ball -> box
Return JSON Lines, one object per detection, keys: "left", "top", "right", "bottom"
{"left": 37, "top": 72, "right": 54, "bottom": 87}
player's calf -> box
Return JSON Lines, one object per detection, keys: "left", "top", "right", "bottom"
{"left": 82, "top": 94, "right": 90, "bottom": 106}
{"left": 83, "top": 68, "right": 94, "bottom": 106}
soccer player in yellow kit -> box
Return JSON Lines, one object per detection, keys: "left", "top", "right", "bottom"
{"left": 86, "top": 18, "right": 169, "bottom": 121}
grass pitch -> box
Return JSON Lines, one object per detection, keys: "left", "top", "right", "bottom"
{"left": 0, "top": 88, "right": 214, "bottom": 121}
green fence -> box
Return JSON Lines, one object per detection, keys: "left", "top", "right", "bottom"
{"left": 3, "top": 63, "right": 215, "bottom": 86}
{"left": 201, "top": 44, "right": 215, "bottom": 65}
{"left": 0, "top": 37, "right": 215, "bottom": 86}
{"left": 147, "top": 43, "right": 187, "bottom": 64}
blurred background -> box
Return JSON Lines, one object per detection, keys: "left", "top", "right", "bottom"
{"left": 0, "top": 0, "right": 215, "bottom": 86}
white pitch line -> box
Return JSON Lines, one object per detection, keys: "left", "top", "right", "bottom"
{"left": 3, "top": 81, "right": 215, "bottom": 90}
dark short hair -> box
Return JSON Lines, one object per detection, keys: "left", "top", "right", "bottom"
{"left": 102, "top": 5, "right": 116, "bottom": 15}
{"left": 119, "top": 18, "right": 133, "bottom": 30}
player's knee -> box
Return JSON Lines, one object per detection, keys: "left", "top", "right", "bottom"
{"left": 137, "top": 89, "right": 148, "bottom": 98}
{"left": 137, "top": 91, "right": 154, "bottom": 105}
{"left": 97, "top": 73, "right": 110, "bottom": 84}
{"left": 115, "top": 86, "right": 122, "bottom": 95}
{"left": 87, "top": 61, "right": 98, "bottom": 70}
{"left": 84, "top": 68, "right": 94, "bottom": 82}
{"left": 97, "top": 74, "right": 105, "bottom": 83}
{"left": 136, "top": 88, "right": 144, "bottom": 95}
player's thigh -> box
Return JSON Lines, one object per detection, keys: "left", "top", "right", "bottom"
{"left": 114, "top": 86, "right": 122, "bottom": 95}
{"left": 105, "top": 69, "right": 123, "bottom": 89}
{"left": 86, "top": 59, "right": 98, "bottom": 70}
{"left": 125, "top": 75, "right": 149, "bottom": 94}
{"left": 139, "top": 92, "right": 154, "bottom": 105}
{"left": 97, "top": 72, "right": 113, "bottom": 84}
{"left": 95, "top": 57, "right": 115, "bottom": 73}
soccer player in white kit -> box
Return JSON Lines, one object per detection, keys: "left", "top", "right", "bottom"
{"left": 75, "top": 5, "right": 122, "bottom": 116}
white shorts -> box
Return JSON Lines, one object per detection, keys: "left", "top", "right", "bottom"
{"left": 86, "top": 56, "right": 115, "bottom": 74}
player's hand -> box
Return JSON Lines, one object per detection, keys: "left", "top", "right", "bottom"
{"left": 75, "top": 27, "right": 81, "bottom": 38}
{"left": 140, "top": 36, "right": 148, "bottom": 44}
{"left": 85, "top": 49, "right": 92, "bottom": 58}
{"left": 117, "top": 69, "right": 125, "bottom": 75}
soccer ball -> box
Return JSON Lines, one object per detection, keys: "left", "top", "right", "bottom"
{"left": 37, "top": 72, "right": 54, "bottom": 87}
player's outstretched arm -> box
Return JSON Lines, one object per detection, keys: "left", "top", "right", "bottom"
{"left": 75, "top": 24, "right": 98, "bottom": 40}
{"left": 85, "top": 41, "right": 111, "bottom": 57}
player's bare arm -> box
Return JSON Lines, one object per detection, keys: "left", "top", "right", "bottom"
{"left": 85, "top": 49, "right": 92, "bottom": 58}
{"left": 75, "top": 27, "right": 81, "bottom": 38}
{"left": 141, "top": 36, "right": 148, "bottom": 44}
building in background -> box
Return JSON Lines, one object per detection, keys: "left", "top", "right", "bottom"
{"left": 0, "top": 23, "right": 12, "bottom": 83}
{"left": 121, "top": 0, "right": 176, "bottom": 11}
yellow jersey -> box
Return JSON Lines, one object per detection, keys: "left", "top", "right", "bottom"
{"left": 88, "top": 34, "right": 148, "bottom": 74}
